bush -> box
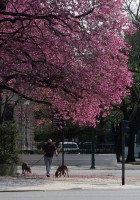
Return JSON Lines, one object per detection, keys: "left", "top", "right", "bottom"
{"left": 0, "top": 122, "right": 19, "bottom": 164}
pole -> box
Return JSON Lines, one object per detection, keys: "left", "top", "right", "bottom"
{"left": 121, "top": 121, "right": 126, "bottom": 185}
{"left": 91, "top": 128, "right": 95, "bottom": 169}
{"left": 122, "top": 129, "right": 125, "bottom": 185}
{"left": 62, "top": 129, "right": 64, "bottom": 166}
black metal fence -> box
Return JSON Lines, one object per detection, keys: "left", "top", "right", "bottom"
{"left": 79, "top": 144, "right": 115, "bottom": 154}
{"left": 17, "top": 141, "right": 115, "bottom": 154}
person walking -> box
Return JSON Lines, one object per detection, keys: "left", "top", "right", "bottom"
{"left": 42, "top": 139, "right": 57, "bottom": 177}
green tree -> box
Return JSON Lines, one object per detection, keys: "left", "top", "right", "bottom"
{"left": 0, "top": 122, "right": 19, "bottom": 164}
{"left": 34, "top": 124, "right": 58, "bottom": 142}
{"left": 110, "top": 0, "right": 140, "bottom": 161}
{"left": 125, "top": 25, "right": 140, "bottom": 162}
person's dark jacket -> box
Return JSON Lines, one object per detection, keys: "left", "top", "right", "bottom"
{"left": 43, "top": 143, "right": 56, "bottom": 157}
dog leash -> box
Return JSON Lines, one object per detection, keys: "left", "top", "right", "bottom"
{"left": 56, "top": 154, "right": 60, "bottom": 166}
{"left": 30, "top": 155, "right": 44, "bottom": 167}
{"left": 30, "top": 154, "right": 60, "bottom": 167}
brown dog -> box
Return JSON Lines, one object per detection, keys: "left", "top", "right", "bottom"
{"left": 55, "top": 165, "right": 69, "bottom": 178}
{"left": 22, "top": 162, "right": 31, "bottom": 175}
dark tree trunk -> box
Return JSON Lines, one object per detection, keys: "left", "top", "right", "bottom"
{"left": 0, "top": 91, "right": 2, "bottom": 124}
{"left": 126, "top": 108, "right": 140, "bottom": 163}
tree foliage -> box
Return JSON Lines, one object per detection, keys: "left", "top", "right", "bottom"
{"left": 0, "top": 0, "right": 134, "bottom": 126}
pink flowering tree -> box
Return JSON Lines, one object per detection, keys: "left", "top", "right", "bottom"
{"left": 0, "top": 0, "right": 134, "bottom": 126}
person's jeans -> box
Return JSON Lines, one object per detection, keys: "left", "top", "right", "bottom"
{"left": 44, "top": 156, "right": 53, "bottom": 176}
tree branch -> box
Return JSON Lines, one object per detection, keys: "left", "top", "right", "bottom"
{"left": 0, "top": 84, "right": 52, "bottom": 106}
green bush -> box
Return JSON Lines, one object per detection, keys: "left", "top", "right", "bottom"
{"left": 0, "top": 122, "right": 19, "bottom": 164}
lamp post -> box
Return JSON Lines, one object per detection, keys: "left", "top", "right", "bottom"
{"left": 62, "top": 129, "right": 64, "bottom": 166}
{"left": 52, "top": 116, "right": 67, "bottom": 166}
{"left": 91, "top": 127, "right": 96, "bottom": 169}
{"left": 61, "top": 119, "right": 67, "bottom": 166}
{"left": 121, "top": 120, "right": 129, "bottom": 185}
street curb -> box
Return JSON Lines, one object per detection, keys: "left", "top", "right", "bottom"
{"left": 1, "top": 184, "right": 140, "bottom": 192}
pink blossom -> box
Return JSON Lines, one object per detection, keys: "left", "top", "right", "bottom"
{"left": 0, "top": 0, "right": 135, "bottom": 126}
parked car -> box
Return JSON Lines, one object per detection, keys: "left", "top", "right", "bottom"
{"left": 58, "top": 142, "right": 80, "bottom": 154}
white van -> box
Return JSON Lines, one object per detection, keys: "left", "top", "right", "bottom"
{"left": 58, "top": 142, "right": 80, "bottom": 154}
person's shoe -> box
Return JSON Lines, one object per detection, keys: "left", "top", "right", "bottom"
{"left": 47, "top": 174, "right": 50, "bottom": 177}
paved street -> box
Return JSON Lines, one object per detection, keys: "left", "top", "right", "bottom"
{"left": 0, "top": 190, "right": 140, "bottom": 200}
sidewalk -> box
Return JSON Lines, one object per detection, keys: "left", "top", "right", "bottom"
{"left": 0, "top": 163, "right": 140, "bottom": 192}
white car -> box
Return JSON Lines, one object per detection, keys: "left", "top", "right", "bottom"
{"left": 58, "top": 142, "right": 80, "bottom": 154}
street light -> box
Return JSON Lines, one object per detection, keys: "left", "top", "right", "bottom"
{"left": 52, "top": 115, "right": 67, "bottom": 166}
{"left": 121, "top": 120, "right": 129, "bottom": 185}
{"left": 61, "top": 119, "right": 67, "bottom": 166}
{"left": 91, "top": 127, "right": 96, "bottom": 169}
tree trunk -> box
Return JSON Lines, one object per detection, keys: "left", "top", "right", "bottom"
{"left": 0, "top": 91, "right": 2, "bottom": 124}
{"left": 126, "top": 108, "right": 140, "bottom": 162}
